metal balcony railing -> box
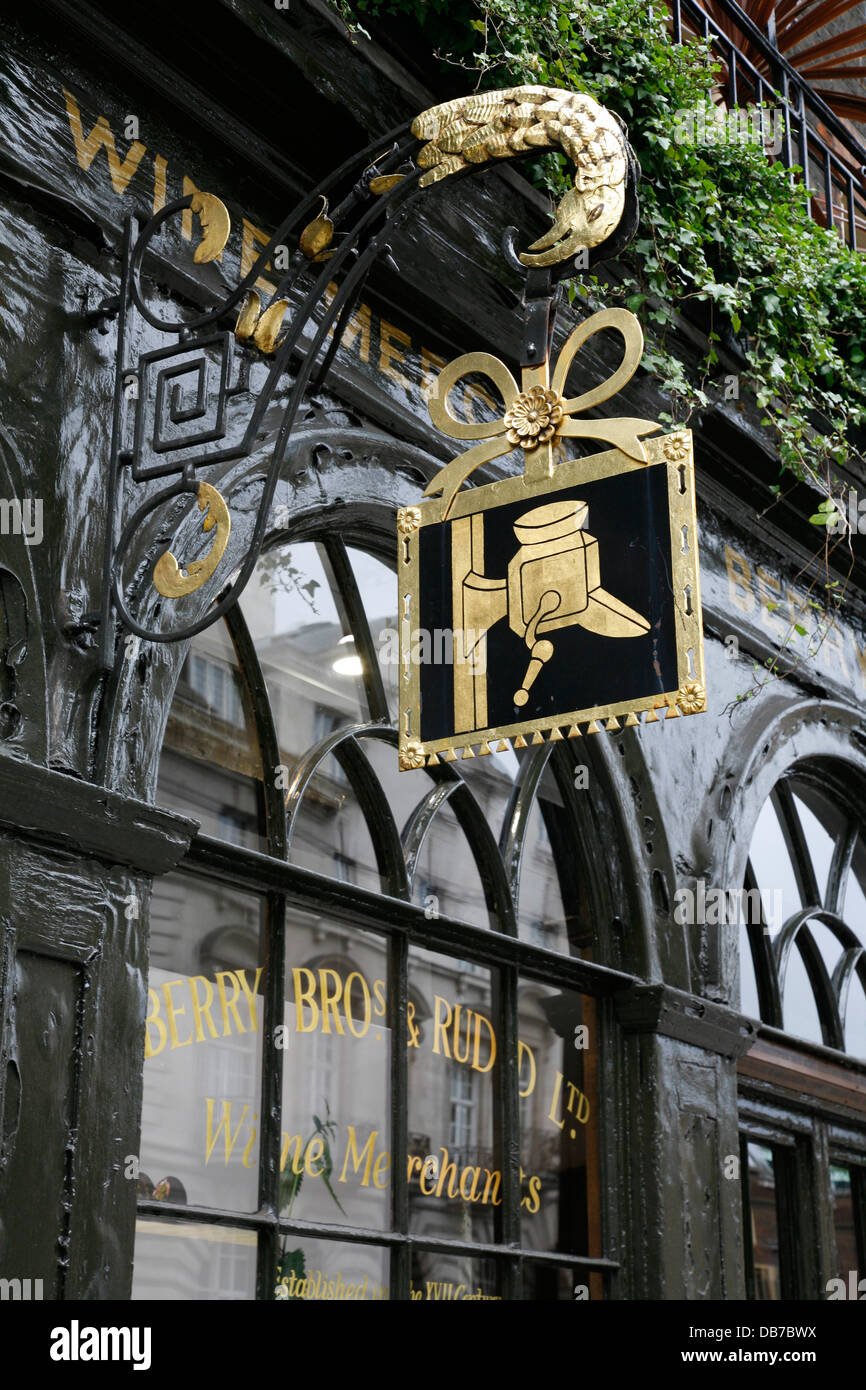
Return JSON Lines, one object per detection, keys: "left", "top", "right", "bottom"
{"left": 671, "top": 0, "right": 866, "bottom": 249}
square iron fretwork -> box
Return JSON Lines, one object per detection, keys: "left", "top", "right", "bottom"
{"left": 130, "top": 333, "right": 235, "bottom": 481}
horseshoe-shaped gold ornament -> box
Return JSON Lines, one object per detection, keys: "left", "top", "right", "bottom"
{"left": 153, "top": 483, "right": 231, "bottom": 598}
{"left": 190, "top": 191, "right": 231, "bottom": 264}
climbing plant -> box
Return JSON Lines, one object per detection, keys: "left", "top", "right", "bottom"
{"left": 334, "top": 0, "right": 866, "bottom": 523}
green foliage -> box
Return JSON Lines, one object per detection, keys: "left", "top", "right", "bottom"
{"left": 809, "top": 498, "right": 843, "bottom": 527}
{"left": 336, "top": 0, "right": 866, "bottom": 510}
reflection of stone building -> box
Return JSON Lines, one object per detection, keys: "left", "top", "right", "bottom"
{"left": 744, "top": 1146, "right": 782, "bottom": 1301}
{"left": 1, "top": 0, "right": 866, "bottom": 1304}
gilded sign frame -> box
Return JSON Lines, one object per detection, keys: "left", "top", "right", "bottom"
{"left": 397, "top": 428, "right": 705, "bottom": 769}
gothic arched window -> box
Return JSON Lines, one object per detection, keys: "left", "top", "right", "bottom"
{"left": 738, "top": 763, "right": 866, "bottom": 1300}
{"left": 740, "top": 768, "right": 866, "bottom": 1057}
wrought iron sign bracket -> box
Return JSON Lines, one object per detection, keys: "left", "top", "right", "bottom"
{"left": 84, "top": 84, "right": 646, "bottom": 682}
{"left": 521, "top": 268, "right": 560, "bottom": 369}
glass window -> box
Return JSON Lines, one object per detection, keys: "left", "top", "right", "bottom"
{"left": 830, "top": 1164, "right": 859, "bottom": 1283}
{"left": 139, "top": 875, "right": 266, "bottom": 1215}
{"left": 741, "top": 1141, "right": 790, "bottom": 1301}
{"left": 740, "top": 771, "right": 866, "bottom": 1059}
{"left": 518, "top": 983, "right": 598, "bottom": 1260}
{"left": 133, "top": 1219, "right": 257, "bottom": 1301}
{"left": 407, "top": 950, "right": 497, "bottom": 1248}
{"left": 157, "top": 621, "right": 265, "bottom": 852}
{"left": 281, "top": 926, "right": 391, "bottom": 1234}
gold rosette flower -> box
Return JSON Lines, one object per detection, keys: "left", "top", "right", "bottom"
{"left": 397, "top": 506, "right": 422, "bottom": 536}
{"left": 662, "top": 432, "right": 688, "bottom": 462}
{"left": 399, "top": 738, "right": 427, "bottom": 771}
{"left": 504, "top": 386, "right": 564, "bottom": 449}
{"left": 677, "top": 680, "right": 706, "bottom": 715}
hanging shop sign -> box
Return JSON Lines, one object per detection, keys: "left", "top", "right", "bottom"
{"left": 395, "top": 95, "right": 705, "bottom": 769}
{"left": 396, "top": 312, "right": 705, "bottom": 769}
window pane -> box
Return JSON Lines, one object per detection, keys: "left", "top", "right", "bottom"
{"left": 244, "top": 541, "right": 396, "bottom": 890}
{"left": 518, "top": 793, "right": 587, "bottom": 954}
{"left": 408, "top": 796, "right": 492, "bottom": 931}
{"left": 157, "top": 621, "right": 265, "bottom": 851}
{"left": 744, "top": 1143, "right": 782, "bottom": 1301}
{"left": 519, "top": 983, "right": 597, "bottom": 1257}
{"left": 830, "top": 1165, "right": 858, "bottom": 1282}
{"left": 791, "top": 789, "right": 838, "bottom": 906}
{"left": 407, "top": 949, "right": 498, "bottom": 1245}
{"left": 781, "top": 943, "right": 824, "bottom": 1044}
{"left": 429, "top": 754, "right": 523, "bottom": 932}
{"left": 749, "top": 798, "right": 801, "bottom": 929}
{"left": 282, "top": 918, "right": 391, "bottom": 1232}
{"left": 140, "top": 875, "right": 266, "bottom": 1212}
{"left": 409, "top": 1252, "right": 502, "bottom": 1302}
{"left": 842, "top": 844, "right": 866, "bottom": 940}
{"left": 287, "top": 772, "right": 384, "bottom": 894}
{"left": 243, "top": 540, "right": 368, "bottom": 768}
{"left": 454, "top": 746, "right": 520, "bottom": 845}
{"left": 807, "top": 919, "right": 844, "bottom": 981}
{"left": 132, "top": 1219, "right": 257, "bottom": 1300}
{"left": 355, "top": 734, "right": 461, "bottom": 909}
{"left": 346, "top": 546, "right": 399, "bottom": 720}
{"left": 276, "top": 1239, "right": 389, "bottom": 1301}
{"left": 844, "top": 981, "right": 866, "bottom": 1059}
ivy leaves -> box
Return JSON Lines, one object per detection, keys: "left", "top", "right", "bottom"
{"left": 342, "top": 0, "right": 866, "bottom": 510}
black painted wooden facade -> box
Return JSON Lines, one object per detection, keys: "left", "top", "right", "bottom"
{"left": 0, "top": 0, "right": 865, "bottom": 1300}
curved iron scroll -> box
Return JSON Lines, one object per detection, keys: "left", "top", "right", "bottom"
{"left": 95, "top": 85, "right": 640, "bottom": 669}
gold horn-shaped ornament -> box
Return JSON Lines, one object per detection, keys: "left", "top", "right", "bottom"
{"left": 299, "top": 196, "right": 335, "bottom": 260}
{"left": 234, "top": 290, "right": 262, "bottom": 341}
{"left": 411, "top": 85, "right": 627, "bottom": 267}
{"left": 234, "top": 290, "right": 291, "bottom": 354}
{"left": 189, "top": 192, "right": 231, "bottom": 264}
{"left": 153, "top": 482, "right": 231, "bottom": 599}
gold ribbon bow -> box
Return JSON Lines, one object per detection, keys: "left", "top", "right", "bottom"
{"left": 424, "top": 307, "right": 661, "bottom": 517}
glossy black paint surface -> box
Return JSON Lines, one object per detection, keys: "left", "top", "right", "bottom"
{"left": 0, "top": 0, "right": 864, "bottom": 1300}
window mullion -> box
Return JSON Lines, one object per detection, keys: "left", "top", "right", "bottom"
{"left": 389, "top": 931, "right": 410, "bottom": 1299}
{"left": 255, "top": 889, "right": 286, "bottom": 1300}
{"left": 225, "top": 604, "right": 288, "bottom": 1299}
{"left": 493, "top": 963, "right": 522, "bottom": 1298}
{"left": 775, "top": 783, "right": 821, "bottom": 907}
{"left": 323, "top": 536, "right": 391, "bottom": 724}
{"left": 225, "top": 604, "right": 287, "bottom": 859}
